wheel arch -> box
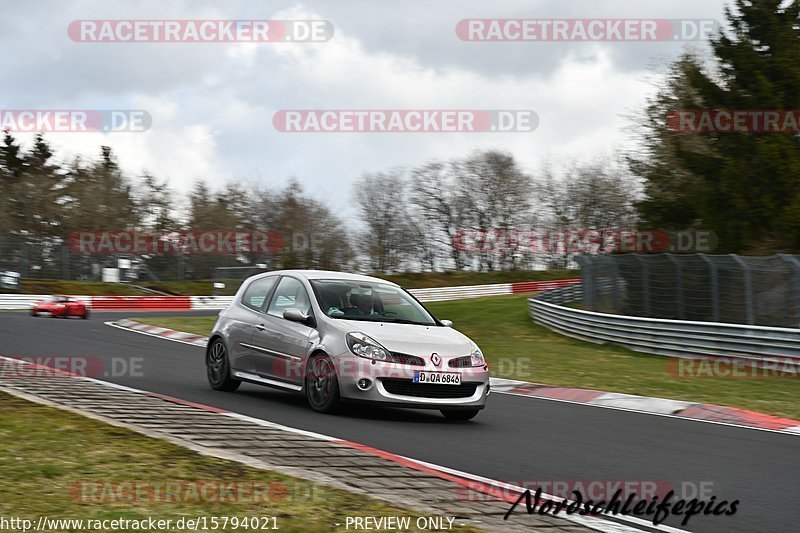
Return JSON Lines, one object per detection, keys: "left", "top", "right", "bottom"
{"left": 303, "top": 348, "right": 331, "bottom": 374}
{"left": 206, "top": 333, "right": 226, "bottom": 355}
{"left": 302, "top": 349, "right": 337, "bottom": 390}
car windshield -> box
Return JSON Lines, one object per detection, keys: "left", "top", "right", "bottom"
{"left": 48, "top": 296, "right": 69, "bottom": 303}
{"left": 310, "top": 279, "right": 437, "bottom": 326}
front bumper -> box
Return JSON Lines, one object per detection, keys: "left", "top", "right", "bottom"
{"left": 333, "top": 353, "right": 489, "bottom": 409}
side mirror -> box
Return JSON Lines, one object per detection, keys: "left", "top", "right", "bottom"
{"left": 440, "top": 319, "right": 453, "bottom": 328}
{"left": 284, "top": 308, "right": 313, "bottom": 326}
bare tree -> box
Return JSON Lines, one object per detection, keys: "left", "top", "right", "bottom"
{"left": 408, "top": 161, "right": 469, "bottom": 270}
{"left": 454, "top": 150, "right": 534, "bottom": 271}
{"left": 352, "top": 170, "right": 415, "bottom": 273}
{"left": 250, "top": 179, "right": 352, "bottom": 271}
{"left": 538, "top": 155, "right": 641, "bottom": 268}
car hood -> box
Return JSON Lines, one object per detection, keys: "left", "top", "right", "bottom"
{"left": 338, "top": 320, "right": 474, "bottom": 357}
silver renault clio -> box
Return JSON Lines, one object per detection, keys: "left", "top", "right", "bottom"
{"left": 206, "top": 270, "right": 489, "bottom": 420}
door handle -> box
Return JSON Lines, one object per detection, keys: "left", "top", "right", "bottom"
{"left": 255, "top": 324, "right": 267, "bottom": 331}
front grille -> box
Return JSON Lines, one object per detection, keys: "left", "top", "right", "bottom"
{"left": 448, "top": 356, "right": 472, "bottom": 368}
{"left": 381, "top": 378, "right": 479, "bottom": 399}
{"left": 389, "top": 352, "right": 425, "bottom": 366}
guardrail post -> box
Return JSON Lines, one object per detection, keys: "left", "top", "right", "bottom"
{"left": 665, "top": 253, "right": 684, "bottom": 320}
{"left": 699, "top": 254, "right": 720, "bottom": 322}
{"left": 634, "top": 255, "right": 650, "bottom": 316}
{"left": 778, "top": 254, "right": 800, "bottom": 328}
{"left": 731, "top": 254, "right": 754, "bottom": 325}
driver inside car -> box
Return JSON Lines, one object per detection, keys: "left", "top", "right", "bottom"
{"left": 344, "top": 290, "right": 378, "bottom": 316}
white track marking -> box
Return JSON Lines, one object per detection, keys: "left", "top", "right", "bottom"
{"left": 106, "top": 320, "right": 800, "bottom": 437}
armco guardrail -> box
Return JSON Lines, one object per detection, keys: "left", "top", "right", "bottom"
{"left": 410, "top": 284, "right": 511, "bottom": 302}
{"left": 410, "top": 279, "right": 579, "bottom": 302}
{"left": 0, "top": 279, "right": 581, "bottom": 311}
{"left": 190, "top": 295, "right": 235, "bottom": 309}
{"left": 91, "top": 296, "right": 191, "bottom": 311}
{"left": 529, "top": 284, "right": 800, "bottom": 362}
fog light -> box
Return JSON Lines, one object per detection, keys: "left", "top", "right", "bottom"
{"left": 357, "top": 378, "right": 372, "bottom": 390}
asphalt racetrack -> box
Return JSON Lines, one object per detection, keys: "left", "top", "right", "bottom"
{"left": 1, "top": 310, "right": 796, "bottom": 533}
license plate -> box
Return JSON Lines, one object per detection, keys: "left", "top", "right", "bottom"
{"left": 413, "top": 371, "right": 462, "bottom": 385}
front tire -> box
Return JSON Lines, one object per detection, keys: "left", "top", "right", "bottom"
{"left": 82, "top": 309, "right": 90, "bottom": 319}
{"left": 206, "top": 339, "right": 240, "bottom": 391}
{"left": 441, "top": 409, "right": 480, "bottom": 421}
{"left": 305, "top": 354, "right": 340, "bottom": 413}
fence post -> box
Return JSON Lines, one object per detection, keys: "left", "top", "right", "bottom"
{"left": 777, "top": 254, "right": 800, "bottom": 328}
{"left": 20, "top": 240, "right": 28, "bottom": 278}
{"left": 62, "top": 244, "right": 70, "bottom": 280}
{"left": 634, "top": 254, "right": 650, "bottom": 316}
{"left": 731, "top": 254, "right": 754, "bottom": 325}
{"left": 665, "top": 253, "right": 684, "bottom": 320}
{"left": 610, "top": 255, "right": 620, "bottom": 312}
{"left": 577, "top": 255, "right": 593, "bottom": 310}
{"left": 699, "top": 254, "right": 719, "bottom": 322}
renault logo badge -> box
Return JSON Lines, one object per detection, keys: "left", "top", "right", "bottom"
{"left": 431, "top": 353, "right": 441, "bottom": 367}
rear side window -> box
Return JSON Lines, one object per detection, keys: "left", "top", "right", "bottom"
{"left": 241, "top": 277, "right": 277, "bottom": 311}
{"left": 267, "top": 277, "right": 311, "bottom": 318}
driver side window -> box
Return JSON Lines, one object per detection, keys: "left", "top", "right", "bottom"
{"left": 267, "top": 277, "right": 311, "bottom": 318}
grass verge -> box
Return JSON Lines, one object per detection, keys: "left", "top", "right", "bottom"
{"left": 0, "top": 391, "right": 477, "bottom": 532}
{"left": 135, "top": 294, "right": 800, "bottom": 420}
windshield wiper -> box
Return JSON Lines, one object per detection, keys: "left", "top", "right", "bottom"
{"left": 330, "top": 315, "right": 433, "bottom": 326}
{"left": 377, "top": 317, "right": 431, "bottom": 325}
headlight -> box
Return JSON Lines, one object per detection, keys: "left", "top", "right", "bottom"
{"left": 470, "top": 343, "right": 485, "bottom": 367}
{"left": 346, "top": 332, "right": 391, "bottom": 362}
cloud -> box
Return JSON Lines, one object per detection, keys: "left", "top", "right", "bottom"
{"left": 1, "top": 0, "right": 727, "bottom": 213}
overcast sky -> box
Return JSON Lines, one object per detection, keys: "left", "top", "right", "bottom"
{"left": 2, "top": 0, "right": 728, "bottom": 213}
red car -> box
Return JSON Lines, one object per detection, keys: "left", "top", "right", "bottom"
{"left": 31, "top": 295, "right": 90, "bottom": 319}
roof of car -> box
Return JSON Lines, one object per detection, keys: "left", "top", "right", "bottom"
{"left": 256, "top": 270, "right": 399, "bottom": 286}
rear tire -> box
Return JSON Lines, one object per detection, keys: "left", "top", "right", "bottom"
{"left": 441, "top": 409, "right": 480, "bottom": 421}
{"left": 206, "top": 339, "right": 240, "bottom": 392}
{"left": 305, "top": 354, "right": 340, "bottom": 413}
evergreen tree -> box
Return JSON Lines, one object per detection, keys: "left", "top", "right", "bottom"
{"left": 0, "top": 131, "right": 27, "bottom": 235}
{"left": 633, "top": 0, "right": 800, "bottom": 252}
